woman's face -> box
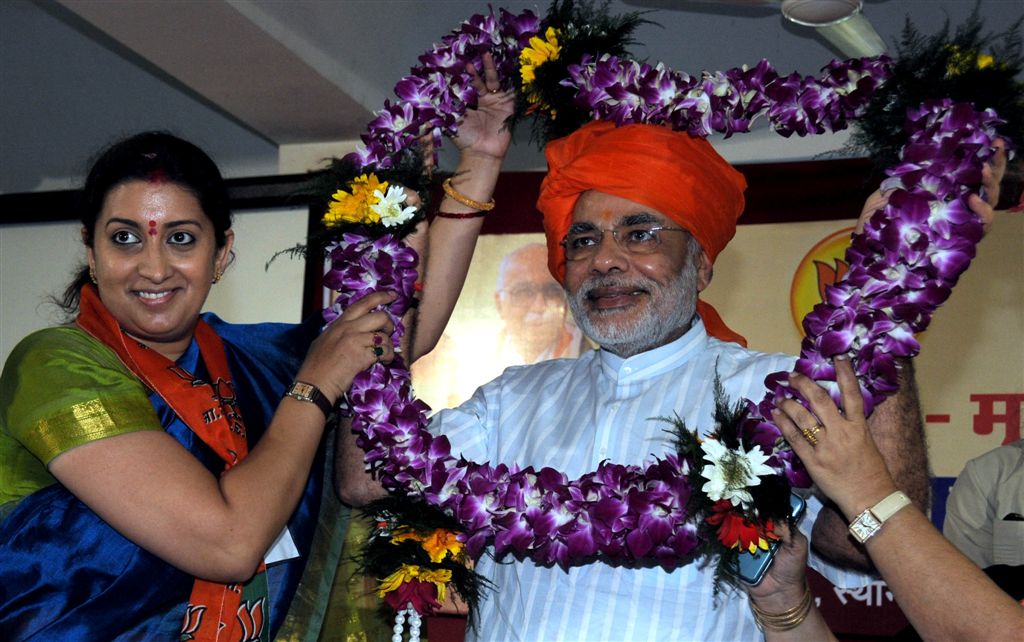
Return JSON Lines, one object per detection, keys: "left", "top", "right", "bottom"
{"left": 87, "top": 180, "right": 233, "bottom": 361}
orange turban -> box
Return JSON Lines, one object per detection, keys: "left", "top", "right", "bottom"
{"left": 536, "top": 121, "right": 748, "bottom": 345}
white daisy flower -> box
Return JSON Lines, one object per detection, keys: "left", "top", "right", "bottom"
{"left": 371, "top": 185, "right": 418, "bottom": 227}
{"left": 700, "top": 438, "right": 775, "bottom": 508}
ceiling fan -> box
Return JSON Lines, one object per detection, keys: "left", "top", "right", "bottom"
{"left": 627, "top": 0, "right": 887, "bottom": 58}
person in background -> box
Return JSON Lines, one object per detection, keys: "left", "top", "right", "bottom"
{"left": 943, "top": 438, "right": 1024, "bottom": 599}
{"left": 492, "top": 242, "right": 589, "bottom": 365}
{"left": 412, "top": 241, "right": 590, "bottom": 409}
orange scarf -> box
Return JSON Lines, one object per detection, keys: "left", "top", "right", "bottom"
{"left": 76, "top": 285, "right": 267, "bottom": 642}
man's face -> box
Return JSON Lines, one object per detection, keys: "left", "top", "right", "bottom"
{"left": 563, "top": 190, "right": 711, "bottom": 357}
{"left": 496, "top": 244, "right": 568, "bottom": 356}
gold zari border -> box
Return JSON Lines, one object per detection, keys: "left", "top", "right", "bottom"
{"left": 23, "top": 397, "right": 159, "bottom": 464}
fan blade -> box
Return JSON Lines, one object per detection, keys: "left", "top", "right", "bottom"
{"left": 782, "top": 0, "right": 886, "bottom": 57}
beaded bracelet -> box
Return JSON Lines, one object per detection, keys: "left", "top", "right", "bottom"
{"left": 749, "top": 583, "right": 813, "bottom": 632}
{"left": 442, "top": 177, "right": 495, "bottom": 211}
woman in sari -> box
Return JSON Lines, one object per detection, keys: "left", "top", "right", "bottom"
{"left": 0, "top": 58, "right": 512, "bottom": 641}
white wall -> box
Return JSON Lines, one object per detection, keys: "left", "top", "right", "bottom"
{"left": 0, "top": 221, "right": 83, "bottom": 361}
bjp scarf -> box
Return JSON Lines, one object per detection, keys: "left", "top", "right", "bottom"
{"left": 536, "top": 121, "right": 748, "bottom": 346}
{"left": 76, "top": 285, "right": 268, "bottom": 642}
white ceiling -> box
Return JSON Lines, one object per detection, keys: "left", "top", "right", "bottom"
{"left": 2, "top": 0, "right": 1021, "bottom": 194}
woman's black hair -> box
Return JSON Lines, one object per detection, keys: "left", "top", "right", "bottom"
{"left": 59, "top": 131, "right": 232, "bottom": 312}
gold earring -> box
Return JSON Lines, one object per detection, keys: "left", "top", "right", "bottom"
{"left": 212, "top": 270, "right": 223, "bottom": 284}
{"left": 89, "top": 268, "right": 98, "bottom": 284}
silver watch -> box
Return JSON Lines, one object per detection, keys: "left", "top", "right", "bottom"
{"left": 848, "top": 490, "right": 911, "bottom": 543}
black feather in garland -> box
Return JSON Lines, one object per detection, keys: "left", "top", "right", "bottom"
{"left": 848, "top": 6, "right": 1024, "bottom": 173}
{"left": 509, "top": 0, "right": 653, "bottom": 145}
{"left": 356, "top": 495, "right": 492, "bottom": 632}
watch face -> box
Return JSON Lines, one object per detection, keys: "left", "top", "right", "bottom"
{"left": 850, "top": 511, "right": 881, "bottom": 543}
{"left": 290, "top": 382, "right": 314, "bottom": 399}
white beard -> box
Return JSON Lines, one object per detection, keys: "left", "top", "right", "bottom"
{"left": 567, "top": 257, "right": 700, "bottom": 358}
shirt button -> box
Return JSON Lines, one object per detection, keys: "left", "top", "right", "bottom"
{"left": 623, "top": 367, "right": 633, "bottom": 374}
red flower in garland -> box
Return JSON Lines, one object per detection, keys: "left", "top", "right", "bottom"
{"left": 381, "top": 577, "right": 444, "bottom": 614}
{"left": 705, "top": 500, "right": 780, "bottom": 554}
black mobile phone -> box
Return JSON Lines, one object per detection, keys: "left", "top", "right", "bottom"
{"left": 735, "top": 492, "right": 807, "bottom": 586}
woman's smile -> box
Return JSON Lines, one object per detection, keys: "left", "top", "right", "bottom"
{"left": 87, "top": 180, "right": 233, "bottom": 360}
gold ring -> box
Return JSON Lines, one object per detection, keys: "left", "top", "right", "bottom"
{"left": 800, "top": 423, "right": 823, "bottom": 446}
{"left": 488, "top": 87, "right": 500, "bottom": 94}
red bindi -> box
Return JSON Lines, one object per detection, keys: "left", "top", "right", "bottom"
{"left": 148, "top": 220, "right": 158, "bottom": 236}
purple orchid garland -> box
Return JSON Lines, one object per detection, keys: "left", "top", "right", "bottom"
{"left": 565, "top": 54, "right": 891, "bottom": 139}
{"left": 327, "top": 8, "right": 1002, "bottom": 570}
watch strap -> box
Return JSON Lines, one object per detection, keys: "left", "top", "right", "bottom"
{"left": 848, "top": 490, "right": 911, "bottom": 543}
{"left": 285, "top": 381, "right": 334, "bottom": 418}
{"left": 871, "top": 490, "right": 912, "bottom": 522}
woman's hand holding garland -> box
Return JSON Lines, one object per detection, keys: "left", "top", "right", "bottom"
{"left": 415, "top": 52, "right": 516, "bottom": 360}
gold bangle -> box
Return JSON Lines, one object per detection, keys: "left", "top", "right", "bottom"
{"left": 749, "top": 583, "right": 813, "bottom": 632}
{"left": 442, "top": 177, "right": 495, "bottom": 211}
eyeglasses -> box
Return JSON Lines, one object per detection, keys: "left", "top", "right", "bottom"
{"left": 501, "top": 282, "right": 565, "bottom": 305}
{"left": 560, "top": 224, "right": 688, "bottom": 261}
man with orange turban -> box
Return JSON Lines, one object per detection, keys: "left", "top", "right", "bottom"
{"left": 417, "top": 120, "right": 935, "bottom": 641}
{"left": 538, "top": 120, "right": 749, "bottom": 346}
{"left": 342, "top": 120, "right": 940, "bottom": 641}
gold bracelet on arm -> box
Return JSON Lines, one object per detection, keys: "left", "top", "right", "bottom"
{"left": 442, "top": 177, "right": 496, "bottom": 211}
{"left": 749, "top": 583, "right": 813, "bottom": 632}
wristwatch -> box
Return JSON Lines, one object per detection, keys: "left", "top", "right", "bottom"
{"left": 848, "top": 490, "right": 912, "bottom": 543}
{"left": 285, "top": 381, "right": 334, "bottom": 418}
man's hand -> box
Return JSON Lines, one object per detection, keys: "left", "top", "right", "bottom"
{"left": 855, "top": 138, "right": 1008, "bottom": 235}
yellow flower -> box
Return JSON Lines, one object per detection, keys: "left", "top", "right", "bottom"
{"left": 420, "top": 528, "right": 463, "bottom": 563}
{"left": 390, "top": 527, "right": 463, "bottom": 563}
{"left": 377, "top": 564, "right": 453, "bottom": 603}
{"left": 520, "top": 26, "right": 561, "bottom": 105}
{"left": 322, "top": 173, "right": 388, "bottom": 227}
{"left": 945, "top": 44, "right": 998, "bottom": 78}
{"left": 390, "top": 528, "right": 424, "bottom": 545}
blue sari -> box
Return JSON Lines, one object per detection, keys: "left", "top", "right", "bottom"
{"left": 0, "top": 314, "right": 332, "bottom": 641}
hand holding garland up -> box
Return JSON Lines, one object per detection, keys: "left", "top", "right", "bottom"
{"left": 412, "top": 51, "right": 515, "bottom": 361}
{"left": 338, "top": 51, "right": 516, "bottom": 507}
{"left": 809, "top": 140, "right": 1010, "bottom": 570}
{"left": 771, "top": 358, "right": 1024, "bottom": 641}
{"left": 855, "top": 138, "right": 1008, "bottom": 235}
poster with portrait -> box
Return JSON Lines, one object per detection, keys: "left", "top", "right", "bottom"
{"left": 411, "top": 233, "right": 591, "bottom": 411}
